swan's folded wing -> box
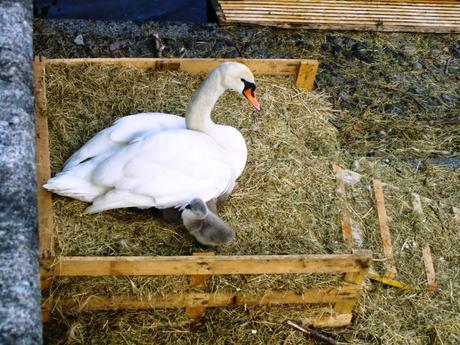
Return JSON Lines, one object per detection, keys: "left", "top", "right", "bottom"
{"left": 92, "top": 129, "right": 236, "bottom": 209}
{"left": 63, "top": 113, "right": 185, "bottom": 171}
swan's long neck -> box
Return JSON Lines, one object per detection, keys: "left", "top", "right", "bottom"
{"left": 185, "top": 72, "right": 225, "bottom": 132}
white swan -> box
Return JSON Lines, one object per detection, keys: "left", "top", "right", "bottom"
{"left": 44, "top": 62, "right": 260, "bottom": 214}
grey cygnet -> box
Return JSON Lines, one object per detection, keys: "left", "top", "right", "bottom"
{"left": 181, "top": 198, "right": 235, "bottom": 246}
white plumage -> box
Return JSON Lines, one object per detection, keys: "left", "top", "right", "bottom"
{"left": 44, "top": 62, "right": 260, "bottom": 214}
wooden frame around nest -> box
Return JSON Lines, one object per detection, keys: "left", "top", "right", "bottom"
{"left": 35, "top": 56, "right": 372, "bottom": 327}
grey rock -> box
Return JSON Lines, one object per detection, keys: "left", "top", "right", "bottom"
{"left": 441, "top": 93, "right": 453, "bottom": 103}
{"left": 0, "top": 1, "right": 42, "bottom": 344}
{"left": 338, "top": 91, "right": 349, "bottom": 102}
{"left": 73, "top": 33, "right": 84, "bottom": 45}
{"left": 412, "top": 62, "right": 423, "bottom": 70}
{"left": 452, "top": 47, "right": 460, "bottom": 58}
{"left": 401, "top": 45, "right": 417, "bottom": 56}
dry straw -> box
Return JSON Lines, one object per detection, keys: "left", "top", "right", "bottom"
{"left": 44, "top": 63, "right": 460, "bottom": 344}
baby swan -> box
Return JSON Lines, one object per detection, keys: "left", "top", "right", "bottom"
{"left": 182, "top": 198, "right": 235, "bottom": 246}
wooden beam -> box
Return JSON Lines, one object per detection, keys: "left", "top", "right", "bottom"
{"left": 373, "top": 179, "right": 398, "bottom": 279}
{"left": 422, "top": 244, "right": 437, "bottom": 291}
{"left": 367, "top": 270, "right": 411, "bottom": 289}
{"left": 52, "top": 253, "right": 372, "bottom": 276}
{"left": 43, "top": 57, "right": 318, "bottom": 77}
{"left": 412, "top": 193, "right": 424, "bottom": 215}
{"left": 186, "top": 252, "right": 214, "bottom": 319}
{"left": 33, "top": 56, "right": 55, "bottom": 258}
{"left": 295, "top": 60, "right": 318, "bottom": 91}
{"left": 453, "top": 207, "right": 460, "bottom": 224}
{"left": 58, "top": 286, "right": 361, "bottom": 311}
{"left": 217, "top": 0, "right": 460, "bottom": 33}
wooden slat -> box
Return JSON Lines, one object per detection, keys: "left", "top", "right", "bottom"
{"left": 453, "top": 207, "right": 460, "bottom": 224}
{"left": 296, "top": 61, "right": 318, "bottom": 91}
{"left": 222, "top": 7, "right": 460, "bottom": 18}
{"left": 373, "top": 179, "right": 398, "bottom": 279}
{"left": 33, "top": 56, "right": 55, "bottom": 258}
{"left": 223, "top": 14, "right": 460, "bottom": 25}
{"left": 59, "top": 286, "right": 361, "bottom": 311}
{"left": 220, "top": 0, "right": 460, "bottom": 6}
{"left": 217, "top": 0, "right": 460, "bottom": 32}
{"left": 367, "top": 270, "right": 411, "bottom": 289}
{"left": 422, "top": 244, "right": 437, "bottom": 291}
{"left": 334, "top": 255, "right": 368, "bottom": 314}
{"left": 412, "top": 193, "right": 424, "bottom": 215}
{"left": 53, "top": 253, "right": 372, "bottom": 276}
{"left": 186, "top": 252, "right": 214, "bottom": 318}
{"left": 43, "top": 57, "right": 317, "bottom": 77}
{"left": 221, "top": 2, "right": 460, "bottom": 11}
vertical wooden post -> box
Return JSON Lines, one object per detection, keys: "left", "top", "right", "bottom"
{"left": 331, "top": 250, "right": 371, "bottom": 322}
{"left": 34, "top": 56, "right": 55, "bottom": 259}
{"left": 296, "top": 61, "right": 318, "bottom": 91}
{"left": 453, "top": 207, "right": 460, "bottom": 224}
{"left": 185, "top": 252, "right": 214, "bottom": 318}
{"left": 422, "top": 245, "right": 437, "bottom": 291}
{"left": 373, "top": 179, "right": 397, "bottom": 279}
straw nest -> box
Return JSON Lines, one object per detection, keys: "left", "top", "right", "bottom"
{"left": 44, "top": 63, "right": 460, "bottom": 344}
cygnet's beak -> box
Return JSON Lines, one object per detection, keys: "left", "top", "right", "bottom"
{"left": 243, "top": 88, "right": 261, "bottom": 111}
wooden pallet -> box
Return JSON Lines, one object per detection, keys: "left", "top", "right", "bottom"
{"left": 333, "top": 164, "right": 459, "bottom": 290}
{"left": 35, "top": 57, "right": 374, "bottom": 327}
{"left": 214, "top": 0, "right": 460, "bottom": 33}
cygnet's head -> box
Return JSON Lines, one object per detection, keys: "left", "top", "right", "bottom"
{"left": 181, "top": 198, "right": 235, "bottom": 246}
{"left": 215, "top": 62, "right": 261, "bottom": 111}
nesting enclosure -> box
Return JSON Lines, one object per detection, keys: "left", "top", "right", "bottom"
{"left": 214, "top": 0, "right": 460, "bottom": 33}
{"left": 35, "top": 56, "right": 374, "bottom": 326}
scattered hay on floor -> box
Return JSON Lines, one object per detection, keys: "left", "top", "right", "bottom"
{"left": 43, "top": 63, "right": 460, "bottom": 345}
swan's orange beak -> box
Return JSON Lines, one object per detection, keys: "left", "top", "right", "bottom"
{"left": 244, "top": 88, "right": 261, "bottom": 111}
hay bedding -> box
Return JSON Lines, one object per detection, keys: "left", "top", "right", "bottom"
{"left": 45, "top": 64, "right": 460, "bottom": 344}
{"left": 46, "top": 64, "right": 344, "bottom": 257}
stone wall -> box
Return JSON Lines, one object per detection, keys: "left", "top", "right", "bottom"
{"left": 0, "top": 0, "right": 42, "bottom": 344}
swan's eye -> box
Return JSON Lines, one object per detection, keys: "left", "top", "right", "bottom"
{"left": 241, "top": 78, "right": 256, "bottom": 97}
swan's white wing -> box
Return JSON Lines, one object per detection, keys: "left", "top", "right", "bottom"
{"left": 63, "top": 113, "right": 185, "bottom": 171}
{"left": 91, "top": 129, "right": 235, "bottom": 210}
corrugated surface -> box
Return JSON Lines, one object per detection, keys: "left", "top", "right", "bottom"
{"left": 218, "top": 0, "right": 460, "bottom": 32}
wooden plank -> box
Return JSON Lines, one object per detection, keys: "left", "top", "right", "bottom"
{"left": 332, "top": 164, "right": 357, "bottom": 251}
{"left": 373, "top": 179, "right": 398, "bottom": 279}
{"left": 367, "top": 270, "right": 412, "bottom": 289}
{"left": 220, "top": 20, "right": 460, "bottom": 33}
{"left": 221, "top": 3, "right": 460, "bottom": 11}
{"left": 43, "top": 57, "right": 318, "bottom": 77}
{"left": 412, "top": 193, "right": 424, "bottom": 215}
{"left": 333, "top": 260, "right": 367, "bottom": 315}
{"left": 222, "top": 7, "right": 460, "bottom": 18}
{"left": 53, "top": 253, "right": 372, "bottom": 276}
{"left": 341, "top": 209, "right": 355, "bottom": 250}
{"left": 59, "top": 286, "right": 361, "bottom": 311}
{"left": 422, "top": 244, "right": 437, "bottom": 291}
{"left": 218, "top": 0, "right": 460, "bottom": 32}
{"left": 223, "top": 14, "right": 460, "bottom": 25}
{"left": 186, "top": 252, "right": 214, "bottom": 319}
{"left": 220, "top": 0, "right": 460, "bottom": 6}
{"left": 310, "top": 313, "right": 353, "bottom": 328}
{"left": 33, "top": 56, "right": 55, "bottom": 258}
{"left": 453, "top": 207, "right": 460, "bottom": 224}
{"left": 296, "top": 60, "right": 318, "bottom": 91}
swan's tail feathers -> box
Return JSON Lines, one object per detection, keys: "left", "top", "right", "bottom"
{"left": 84, "top": 190, "right": 154, "bottom": 214}
{"left": 43, "top": 175, "right": 107, "bottom": 203}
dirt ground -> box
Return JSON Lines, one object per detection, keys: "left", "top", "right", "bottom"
{"left": 34, "top": 20, "right": 460, "bottom": 345}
